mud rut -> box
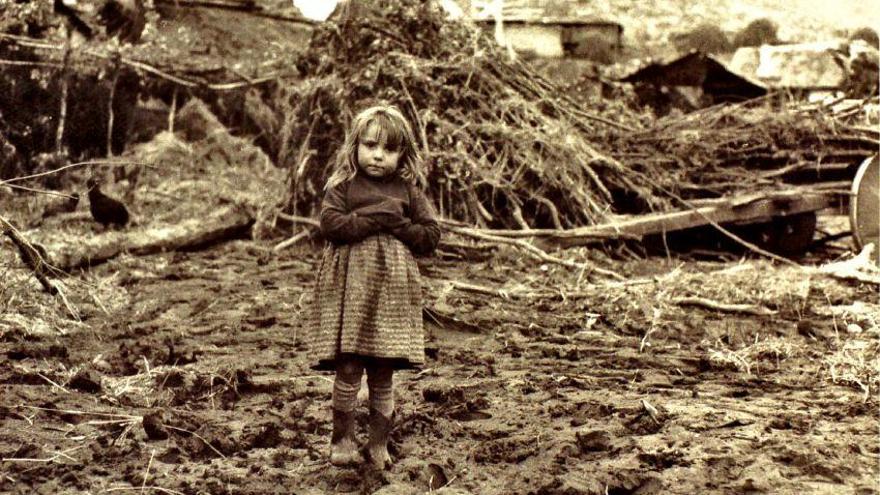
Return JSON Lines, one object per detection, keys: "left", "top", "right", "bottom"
{"left": 1, "top": 240, "right": 878, "bottom": 495}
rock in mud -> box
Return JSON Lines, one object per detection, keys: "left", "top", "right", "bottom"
{"left": 575, "top": 429, "right": 612, "bottom": 452}
{"left": 68, "top": 369, "right": 102, "bottom": 393}
{"left": 142, "top": 411, "right": 169, "bottom": 440}
{"left": 426, "top": 462, "right": 449, "bottom": 490}
{"left": 241, "top": 420, "right": 283, "bottom": 449}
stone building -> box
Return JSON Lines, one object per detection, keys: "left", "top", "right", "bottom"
{"left": 461, "top": 0, "right": 623, "bottom": 60}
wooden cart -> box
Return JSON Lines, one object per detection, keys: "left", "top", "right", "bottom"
{"left": 548, "top": 154, "right": 879, "bottom": 260}
{"left": 850, "top": 154, "right": 879, "bottom": 263}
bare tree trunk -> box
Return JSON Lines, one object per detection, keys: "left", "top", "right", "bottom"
{"left": 107, "top": 68, "right": 120, "bottom": 157}
{"left": 56, "top": 36, "right": 71, "bottom": 154}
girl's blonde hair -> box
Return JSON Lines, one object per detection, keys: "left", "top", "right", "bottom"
{"left": 325, "top": 104, "right": 425, "bottom": 190}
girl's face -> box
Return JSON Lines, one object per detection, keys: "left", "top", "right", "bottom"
{"left": 357, "top": 122, "right": 401, "bottom": 179}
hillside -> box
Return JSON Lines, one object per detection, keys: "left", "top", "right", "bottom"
{"left": 463, "top": 0, "right": 879, "bottom": 59}
{"left": 596, "top": 0, "right": 878, "bottom": 57}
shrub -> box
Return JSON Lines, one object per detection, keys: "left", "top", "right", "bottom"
{"left": 674, "top": 23, "right": 732, "bottom": 54}
{"left": 733, "top": 18, "right": 779, "bottom": 48}
{"left": 849, "top": 26, "right": 879, "bottom": 47}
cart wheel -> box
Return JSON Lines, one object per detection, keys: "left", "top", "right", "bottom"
{"left": 759, "top": 211, "right": 818, "bottom": 256}
{"left": 850, "top": 154, "right": 879, "bottom": 264}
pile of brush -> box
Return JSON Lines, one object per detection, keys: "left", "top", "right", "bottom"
{"left": 268, "top": 0, "right": 876, "bottom": 230}
{"left": 269, "top": 0, "right": 649, "bottom": 229}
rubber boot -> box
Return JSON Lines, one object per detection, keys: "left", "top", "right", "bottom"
{"left": 330, "top": 409, "right": 362, "bottom": 466}
{"left": 365, "top": 408, "right": 393, "bottom": 469}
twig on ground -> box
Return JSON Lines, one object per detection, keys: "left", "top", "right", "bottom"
{"left": 273, "top": 229, "right": 311, "bottom": 252}
{"left": 445, "top": 280, "right": 578, "bottom": 299}
{"left": 89, "top": 288, "right": 111, "bottom": 316}
{"left": 445, "top": 225, "right": 624, "bottom": 280}
{"left": 20, "top": 405, "right": 140, "bottom": 419}
{"left": 2, "top": 445, "right": 85, "bottom": 463}
{"left": 0, "top": 59, "right": 61, "bottom": 68}
{"left": 101, "top": 487, "right": 186, "bottom": 495}
{"left": 141, "top": 449, "right": 156, "bottom": 492}
{"left": 276, "top": 212, "right": 321, "bottom": 228}
{"left": 163, "top": 425, "right": 227, "bottom": 459}
{"left": 54, "top": 282, "right": 80, "bottom": 321}
{"left": 671, "top": 296, "right": 777, "bottom": 316}
{"left": 1, "top": 215, "right": 63, "bottom": 294}
{"left": 36, "top": 373, "right": 69, "bottom": 394}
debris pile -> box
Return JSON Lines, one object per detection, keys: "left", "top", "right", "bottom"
{"left": 275, "top": 0, "right": 877, "bottom": 230}
{"left": 277, "top": 0, "right": 648, "bottom": 229}
{"left": 2, "top": 99, "right": 285, "bottom": 272}
{"left": 604, "top": 100, "right": 879, "bottom": 212}
{"left": 1, "top": 0, "right": 876, "bottom": 236}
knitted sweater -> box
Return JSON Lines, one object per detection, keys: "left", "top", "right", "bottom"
{"left": 319, "top": 172, "right": 441, "bottom": 255}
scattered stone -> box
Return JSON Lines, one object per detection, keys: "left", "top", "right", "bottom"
{"left": 68, "top": 369, "right": 102, "bottom": 393}
{"left": 575, "top": 430, "right": 612, "bottom": 452}
{"left": 142, "top": 411, "right": 169, "bottom": 440}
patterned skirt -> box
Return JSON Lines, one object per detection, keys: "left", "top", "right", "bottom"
{"left": 306, "top": 234, "right": 425, "bottom": 371}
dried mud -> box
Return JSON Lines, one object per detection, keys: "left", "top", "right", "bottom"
{"left": 1, "top": 240, "right": 878, "bottom": 495}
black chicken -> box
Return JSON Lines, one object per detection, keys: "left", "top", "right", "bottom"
{"left": 87, "top": 178, "right": 130, "bottom": 228}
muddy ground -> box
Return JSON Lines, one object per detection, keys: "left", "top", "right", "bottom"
{"left": 1, "top": 227, "right": 878, "bottom": 495}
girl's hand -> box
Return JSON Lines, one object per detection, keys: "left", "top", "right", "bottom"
{"left": 355, "top": 199, "right": 409, "bottom": 230}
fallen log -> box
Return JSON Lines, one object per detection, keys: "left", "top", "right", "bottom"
{"left": 42, "top": 205, "right": 253, "bottom": 270}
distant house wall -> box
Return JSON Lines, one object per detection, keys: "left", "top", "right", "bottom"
{"left": 478, "top": 22, "right": 622, "bottom": 59}
{"left": 562, "top": 23, "right": 621, "bottom": 57}
{"left": 502, "top": 24, "right": 564, "bottom": 57}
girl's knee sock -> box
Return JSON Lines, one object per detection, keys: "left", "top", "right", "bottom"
{"left": 370, "top": 383, "right": 394, "bottom": 417}
{"left": 367, "top": 370, "right": 394, "bottom": 417}
{"left": 333, "top": 375, "right": 361, "bottom": 412}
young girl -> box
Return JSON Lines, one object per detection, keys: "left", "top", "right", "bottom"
{"left": 308, "top": 104, "right": 441, "bottom": 469}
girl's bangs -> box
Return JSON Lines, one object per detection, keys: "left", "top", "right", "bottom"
{"left": 360, "top": 113, "right": 406, "bottom": 151}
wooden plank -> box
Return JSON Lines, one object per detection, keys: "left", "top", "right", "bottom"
{"left": 548, "top": 191, "right": 835, "bottom": 248}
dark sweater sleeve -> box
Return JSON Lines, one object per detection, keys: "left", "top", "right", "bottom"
{"left": 319, "top": 184, "right": 382, "bottom": 244}
{"left": 392, "top": 187, "right": 441, "bottom": 255}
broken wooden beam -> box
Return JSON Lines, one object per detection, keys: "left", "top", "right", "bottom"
{"left": 545, "top": 190, "right": 836, "bottom": 249}
{"left": 43, "top": 205, "right": 253, "bottom": 270}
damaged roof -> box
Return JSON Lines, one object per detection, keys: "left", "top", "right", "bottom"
{"left": 620, "top": 51, "right": 767, "bottom": 101}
